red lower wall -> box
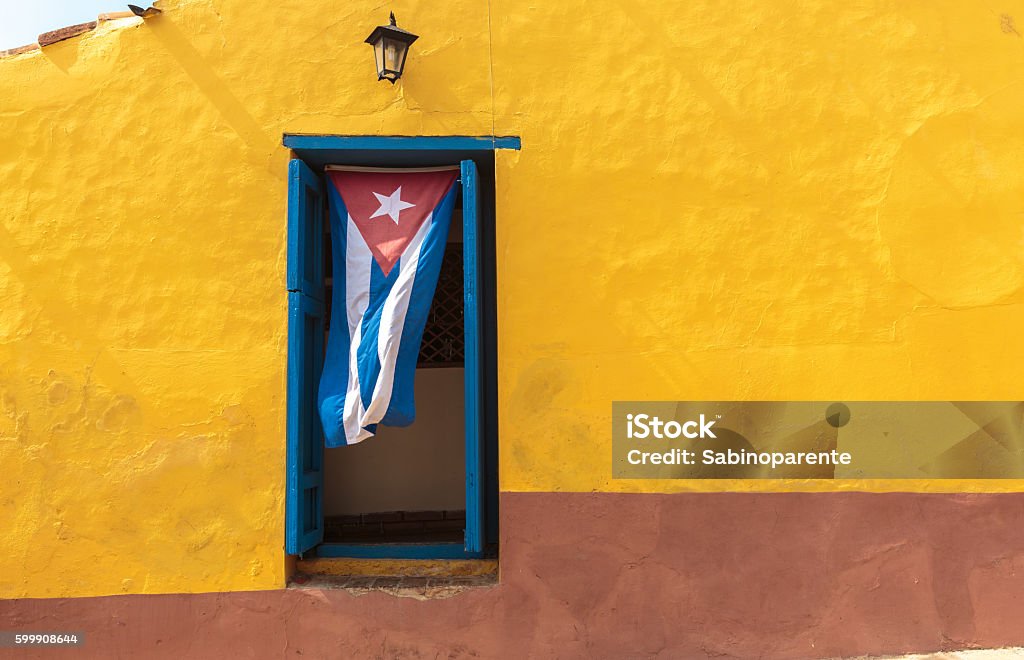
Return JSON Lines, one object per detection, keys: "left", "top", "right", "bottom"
{"left": 6, "top": 492, "right": 1024, "bottom": 659}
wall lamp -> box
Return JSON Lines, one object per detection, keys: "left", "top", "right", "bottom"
{"left": 365, "top": 13, "right": 419, "bottom": 84}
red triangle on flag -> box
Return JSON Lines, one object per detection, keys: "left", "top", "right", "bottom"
{"left": 327, "top": 168, "right": 458, "bottom": 276}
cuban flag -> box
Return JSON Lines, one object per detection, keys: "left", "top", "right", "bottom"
{"left": 319, "top": 166, "right": 459, "bottom": 447}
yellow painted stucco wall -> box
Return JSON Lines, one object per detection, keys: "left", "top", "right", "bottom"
{"left": 1, "top": 0, "right": 1023, "bottom": 597}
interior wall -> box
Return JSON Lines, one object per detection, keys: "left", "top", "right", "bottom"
{"left": 322, "top": 368, "right": 465, "bottom": 516}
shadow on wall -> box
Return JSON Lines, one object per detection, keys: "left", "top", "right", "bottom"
{"left": 143, "top": 16, "right": 279, "bottom": 171}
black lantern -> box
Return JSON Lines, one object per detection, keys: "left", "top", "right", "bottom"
{"left": 364, "top": 13, "right": 419, "bottom": 84}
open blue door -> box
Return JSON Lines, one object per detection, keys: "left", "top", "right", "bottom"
{"left": 461, "top": 159, "right": 484, "bottom": 555}
{"left": 286, "top": 159, "right": 325, "bottom": 555}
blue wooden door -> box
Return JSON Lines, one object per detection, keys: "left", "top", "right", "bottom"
{"left": 461, "top": 159, "right": 484, "bottom": 555}
{"left": 285, "top": 159, "right": 325, "bottom": 555}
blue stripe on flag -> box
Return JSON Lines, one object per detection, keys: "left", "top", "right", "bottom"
{"left": 319, "top": 182, "right": 352, "bottom": 447}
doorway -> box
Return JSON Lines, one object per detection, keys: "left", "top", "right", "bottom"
{"left": 283, "top": 135, "right": 516, "bottom": 560}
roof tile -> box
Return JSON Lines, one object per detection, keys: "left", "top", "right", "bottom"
{"left": 0, "top": 43, "right": 41, "bottom": 58}
{"left": 38, "top": 21, "right": 98, "bottom": 48}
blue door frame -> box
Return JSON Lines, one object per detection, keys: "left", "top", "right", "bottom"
{"left": 284, "top": 134, "right": 518, "bottom": 560}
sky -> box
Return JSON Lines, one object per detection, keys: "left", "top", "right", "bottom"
{"left": 0, "top": 0, "right": 123, "bottom": 49}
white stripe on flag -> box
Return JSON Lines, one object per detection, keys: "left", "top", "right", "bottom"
{"left": 342, "top": 213, "right": 373, "bottom": 445}
{"left": 362, "top": 211, "right": 434, "bottom": 428}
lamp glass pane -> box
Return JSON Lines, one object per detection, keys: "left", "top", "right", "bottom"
{"left": 383, "top": 36, "right": 406, "bottom": 73}
{"left": 396, "top": 44, "right": 409, "bottom": 76}
{"left": 373, "top": 39, "right": 385, "bottom": 77}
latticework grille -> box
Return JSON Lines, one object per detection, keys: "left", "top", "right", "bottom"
{"left": 417, "top": 243, "right": 465, "bottom": 367}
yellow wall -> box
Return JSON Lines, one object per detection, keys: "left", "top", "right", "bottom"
{"left": 492, "top": 1, "right": 1024, "bottom": 494}
{"left": 1, "top": 0, "right": 1023, "bottom": 597}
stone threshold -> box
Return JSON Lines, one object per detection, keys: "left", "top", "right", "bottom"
{"left": 290, "top": 573, "right": 496, "bottom": 596}
{"left": 288, "top": 557, "right": 498, "bottom": 599}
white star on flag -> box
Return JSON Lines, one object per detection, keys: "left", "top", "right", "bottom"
{"left": 370, "top": 187, "right": 415, "bottom": 224}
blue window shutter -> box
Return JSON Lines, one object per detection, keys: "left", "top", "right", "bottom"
{"left": 287, "top": 159, "right": 325, "bottom": 302}
{"left": 286, "top": 159, "right": 325, "bottom": 555}
{"left": 461, "top": 159, "right": 484, "bottom": 555}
